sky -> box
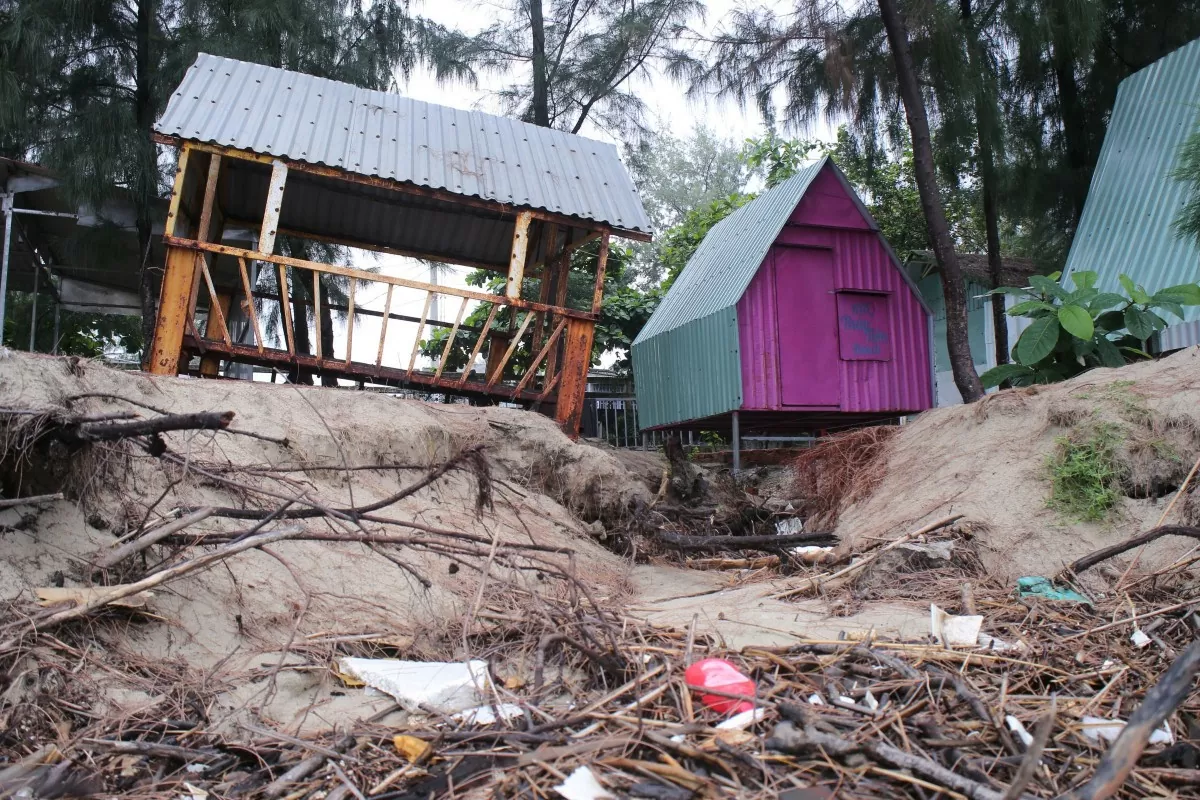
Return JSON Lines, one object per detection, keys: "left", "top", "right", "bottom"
{"left": 310, "top": 0, "right": 832, "bottom": 375}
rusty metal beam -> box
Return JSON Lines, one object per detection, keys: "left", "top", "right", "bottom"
{"left": 554, "top": 317, "right": 595, "bottom": 436}
{"left": 180, "top": 335, "right": 558, "bottom": 404}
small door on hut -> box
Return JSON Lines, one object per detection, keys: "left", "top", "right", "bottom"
{"left": 773, "top": 246, "right": 840, "bottom": 406}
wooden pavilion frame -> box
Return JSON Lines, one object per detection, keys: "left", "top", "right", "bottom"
{"left": 147, "top": 136, "right": 648, "bottom": 434}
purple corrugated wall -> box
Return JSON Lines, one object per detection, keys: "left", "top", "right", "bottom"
{"left": 736, "top": 168, "right": 932, "bottom": 413}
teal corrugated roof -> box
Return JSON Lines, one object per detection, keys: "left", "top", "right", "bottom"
{"left": 635, "top": 160, "right": 827, "bottom": 343}
{"left": 631, "top": 160, "right": 829, "bottom": 429}
{"left": 1064, "top": 36, "right": 1200, "bottom": 348}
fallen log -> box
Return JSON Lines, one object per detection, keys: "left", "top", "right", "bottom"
{"left": 1061, "top": 525, "right": 1200, "bottom": 577}
{"left": 656, "top": 530, "right": 837, "bottom": 551}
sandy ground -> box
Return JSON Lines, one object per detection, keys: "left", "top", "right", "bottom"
{"left": 830, "top": 346, "right": 1200, "bottom": 579}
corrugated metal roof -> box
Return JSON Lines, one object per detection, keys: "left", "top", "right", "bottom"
{"left": 634, "top": 160, "right": 826, "bottom": 343}
{"left": 156, "top": 53, "right": 651, "bottom": 236}
{"left": 1063, "top": 37, "right": 1200, "bottom": 347}
{"left": 631, "top": 157, "right": 933, "bottom": 429}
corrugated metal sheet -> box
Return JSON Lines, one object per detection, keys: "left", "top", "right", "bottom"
{"left": 632, "top": 310, "right": 742, "bottom": 430}
{"left": 156, "top": 53, "right": 650, "bottom": 236}
{"left": 633, "top": 157, "right": 932, "bottom": 429}
{"left": 739, "top": 226, "right": 931, "bottom": 413}
{"left": 634, "top": 161, "right": 826, "bottom": 344}
{"left": 1064, "top": 37, "right": 1200, "bottom": 348}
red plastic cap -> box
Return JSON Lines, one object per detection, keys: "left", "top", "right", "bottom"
{"left": 684, "top": 658, "right": 755, "bottom": 714}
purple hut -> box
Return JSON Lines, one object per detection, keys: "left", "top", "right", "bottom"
{"left": 632, "top": 157, "right": 934, "bottom": 456}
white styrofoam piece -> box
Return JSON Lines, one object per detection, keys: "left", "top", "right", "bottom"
{"left": 1006, "top": 715, "right": 1034, "bottom": 747}
{"left": 1130, "top": 629, "right": 1152, "bottom": 648}
{"left": 716, "top": 707, "right": 767, "bottom": 730}
{"left": 554, "top": 766, "right": 614, "bottom": 800}
{"left": 1081, "top": 715, "right": 1174, "bottom": 745}
{"left": 453, "top": 703, "right": 524, "bottom": 725}
{"left": 931, "top": 604, "right": 984, "bottom": 647}
{"left": 338, "top": 658, "right": 490, "bottom": 713}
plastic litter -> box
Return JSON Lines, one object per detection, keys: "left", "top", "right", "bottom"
{"left": 1080, "top": 715, "right": 1173, "bottom": 745}
{"left": 776, "top": 517, "right": 804, "bottom": 535}
{"left": 715, "top": 707, "right": 767, "bottom": 730}
{"left": 930, "top": 604, "right": 984, "bottom": 647}
{"left": 1131, "top": 629, "right": 1152, "bottom": 649}
{"left": 453, "top": 703, "right": 524, "bottom": 725}
{"left": 337, "top": 658, "right": 490, "bottom": 713}
{"left": 684, "top": 658, "right": 755, "bottom": 714}
{"left": 554, "top": 766, "right": 614, "bottom": 800}
{"left": 392, "top": 735, "right": 431, "bottom": 763}
{"left": 1006, "top": 715, "right": 1034, "bottom": 747}
{"left": 1016, "top": 577, "right": 1092, "bottom": 605}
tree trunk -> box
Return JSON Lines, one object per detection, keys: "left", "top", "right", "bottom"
{"left": 135, "top": 0, "right": 157, "bottom": 366}
{"left": 288, "top": 269, "right": 313, "bottom": 385}
{"left": 530, "top": 0, "right": 550, "bottom": 127}
{"left": 319, "top": 279, "right": 337, "bottom": 387}
{"left": 877, "top": 0, "right": 984, "bottom": 403}
{"left": 1051, "top": 6, "right": 1091, "bottom": 228}
{"left": 960, "top": 0, "right": 1008, "bottom": 366}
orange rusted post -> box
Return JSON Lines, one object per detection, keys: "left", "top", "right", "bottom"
{"left": 148, "top": 145, "right": 204, "bottom": 375}
{"left": 554, "top": 317, "right": 595, "bottom": 436}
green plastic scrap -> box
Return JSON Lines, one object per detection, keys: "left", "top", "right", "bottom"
{"left": 1016, "top": 576, "right": 1093, "bottom": 605}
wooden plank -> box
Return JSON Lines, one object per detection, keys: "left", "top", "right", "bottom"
{"left": 277, "top": 264, "right": 295, "bottom": 355}
{"left": 591, "top": 233, "right": 610, "bottom": 314}
{"left": 434, "top": 297, "right": 469, "bottom": 380}
{"left": 506, "top": 210, "right": 533, "bottom": 300}
{"left": 407, "top": 292, "right": 434, "bottom": 376}
{"left": 164, "top": 237, "right": 597, "bottom": 322}
{"left": 312, "top": 272, "right": 323, "bottom": 359}
{"left": 199, "top": 293, "right": 232, "bottom": 377}
{"left": 236, "top": 257, "right": 265, "bottom": 354}
{"left": 259, "top": 161, "right": 288, "bottom": 254}
{"left": 486, "top": 311, "right": 534, "bottom": 390}
{"left": 554, "top": 318, "right": 596, "bottom": 436}
{"left": 376, "top": 284, "right": 394, "bottom": 367}
{"left": 163, "top": 145, "right": 192, "bottom": 238}
{"left": 537, "top": 368, "right": 562, "bottom": 402}
{"left": 545, "top": 249, "right": 573, "bottom": 380}
{"left": 344, "top": 278, "right": 356, "bottom": 364}
{"left": 511, "top": 317, "right": 567, "bottom": 398}
{"left": 197, "top": 154, "right": 221, "bottom": 242}
{"left": 198, "top": 260, "right": 232, "bottom": 346}
{"left": 457, "top": 304, "right": 499, "bottom": 388}
{"left": 530, "top": 222, "right": 558, "bottom": 352}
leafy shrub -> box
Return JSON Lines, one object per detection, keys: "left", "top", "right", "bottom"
{"left": 981, "top": 271, "right": 1200, "bottom": 389}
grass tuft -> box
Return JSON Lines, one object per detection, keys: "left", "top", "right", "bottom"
{"left": 1046, "top": 423, "right": 1125, "bottom": 521}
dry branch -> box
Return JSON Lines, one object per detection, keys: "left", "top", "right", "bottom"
{"left": 656, "top": 530, "right": 837, "bottom": 551}
{"left": 1062, "top": 525, "right": 1200, "bottom": 577}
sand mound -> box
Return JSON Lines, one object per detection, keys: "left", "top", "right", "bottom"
{"left": 830, "top": 347, "right": 1200, "bottom": 579}
{"left": 0, "top": 352, "right": 649, "bottom": 733}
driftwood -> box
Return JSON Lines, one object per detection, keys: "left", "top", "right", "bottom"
{"left": 1057, "top": 640, "right": 1200, "bottom": 800}
{"left": 65, "top": 410, "right": 235, "bottom": 442}
{"left": 656, "top": 530, "right": 837, "bottom": 551}
{"left": 0, "top": 492, "right": 64, "bottom": 509}
{"left": 94, "top": 507, "right": 215, "bottom": 569}
{"left": 1062, "top": 525, "right": 1200, "bottom": 577}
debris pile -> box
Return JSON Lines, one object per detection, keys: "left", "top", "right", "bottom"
{"left": 3, "top": 350, "right": 1200, "bottom": 799}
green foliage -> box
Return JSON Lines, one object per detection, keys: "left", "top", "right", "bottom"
{"left": 3, "top": 293, "right": 142, "bottom": 358}
{"left": 659, "top": 193, "right": 755, "bottom": 289}
{"left": 1046, "top": 423, "right": 1124, "bottom": 521}
{"left": 741, "top": 135, "right": 823, "bottom": 188}
{"left": 980, "top": 271, "right": 1200, "bottom": 388}
{"left": 1173, "top": 123, "right": 1200, "bottom": 247}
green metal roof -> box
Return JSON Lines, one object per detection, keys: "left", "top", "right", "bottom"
{"left": 631, "top": 160, "right": 829, "bottom": 429}
{"left": 632, "top": 157, "right": 931, "bottom": 430}
{"left": 1064, "top": 36, "right": 1200, "bottom": 349}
